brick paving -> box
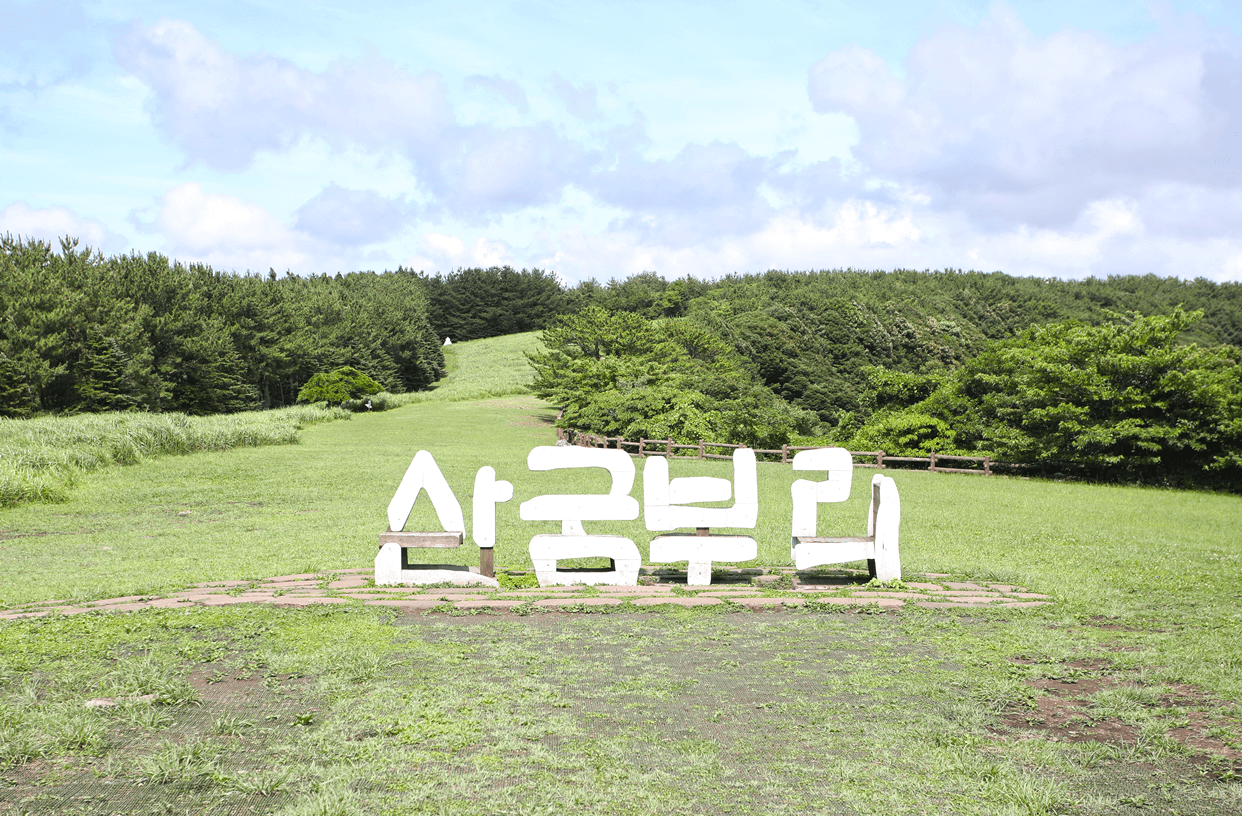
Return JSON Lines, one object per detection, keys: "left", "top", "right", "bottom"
{"left": 0, "top": 566, "right": 1053, "bottom": 619}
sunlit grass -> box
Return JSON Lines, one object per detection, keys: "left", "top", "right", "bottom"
{"left": 0, "top": 405, "right": 352, "bottom": 508}
{"left": 388, "top": 331, "right": 542, "bottom": 405}
{"left": 0, "top": 606, "right": 1234, "bottom": 815}
{"left": 2, "top": 327, "right": 1241, "bottom": 815}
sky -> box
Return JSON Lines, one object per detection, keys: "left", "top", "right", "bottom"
{"left": 3, "top": 0, "right": 1242, "bottom": 283}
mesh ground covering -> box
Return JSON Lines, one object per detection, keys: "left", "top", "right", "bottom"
{"left": 2, "top": 612, "right": 1239, "bottom": 815}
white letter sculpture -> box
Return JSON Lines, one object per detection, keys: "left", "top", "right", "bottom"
{"left": 789, "top": 448, "right": 901, "bottom": 582}
{"left": 644, "top": 448, "right": 759, "bottom": 586}
{"left": 472, "top": 465, "right": 513, "bottom": 579}
{"left": 375, "top": 450, "right": 501, "bottom": 588}
{"left": 519, "top": 447, "right": 641, "bottom": 586}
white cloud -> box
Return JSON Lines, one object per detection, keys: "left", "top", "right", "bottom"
{"left": 452, "top": 124, "right": 586, "bottom": 212}
{"left": 115, "top": 19, "right": 455, "bottom": 173}
{"left": 78, "top": 7, "right": 1242, "bottom": 283}
{"left": 138, "top": 182, "right": 355, "bottom": 273}
{"left": 406, "top": 232, "right": 517, "bottom": 271}
{"left": 532, "top": 195, "right": 1242, "bottom": 283}
{"left": 807, "top": 4, "right": 1242, "bottom": 235}
{"left": 549, "top": 75, "right": 601, "bottom": 120}
{"left": 587, "top": 141, "right": 797, "bottom": 246}
{"left": 463, "top": 74, "right": 529, "bottom": 114}
{"left": 115, "top": 19, "right": 590, "bottom": 219}
{"left": 294, "top": 184, "right": 410, "bottom": 246}
{"left": 0, "top": 201, "right": 116, "bottom": 248}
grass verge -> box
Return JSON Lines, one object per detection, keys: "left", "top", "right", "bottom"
{"left": 0, "top": 331, "right": 542, "bottom": 511}
{"left": 0, "top": 405, "right": 352, "bottom": 509}
{"left": 1, "top": 336, "right": 1240, "bottom": 814}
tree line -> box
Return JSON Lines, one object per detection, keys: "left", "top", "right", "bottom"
{"left": 0, "top": 236, "right": 445, "bottom": 417}
{"left": 528, "top": 270, "right": 1242, "bottom": 490}
{"left": 6, "top": 234, "right": 1240, "bottom": 488}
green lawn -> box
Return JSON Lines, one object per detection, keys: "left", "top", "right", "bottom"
{"left": 391, "top": 330, "right": 543, "bottom": 405}
{"left": 1, "top": 334, "right": 1241, "bottom": 815}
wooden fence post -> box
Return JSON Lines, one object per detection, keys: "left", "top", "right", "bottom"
{"left": 878, "top": 450, "right": 885, "bottom": 469}
{"left": 781, "top": 444, "right": 789, "bottom": 464}
{"left": 984, "top": 456, "right": 992, "bottom": 476}
{"left": 698, "top": 440, "right": 705, "bottom": 459}
{"left": 930, "top": 452, "right": 937, "bottom": 472}
{"left": 638, "top": 439, "right": 646, "bottom": 457}
{"left": 666, "top": 439, "right": 673, "bottom": 457}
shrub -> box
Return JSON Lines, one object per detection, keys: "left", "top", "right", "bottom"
{"left": 846, "top": 411, "right": 960, "bottom": 456}
{"left": 296, "top": 367, "right": 382, "bottom": 406}
{"left": 850, "top": 309, "right": 1242, "bottom": 487}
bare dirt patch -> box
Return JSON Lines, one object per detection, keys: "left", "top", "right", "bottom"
{"left": 1001, "top": 657, "right": 1242, "bottom": 763}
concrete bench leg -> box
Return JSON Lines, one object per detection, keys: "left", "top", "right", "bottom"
{"left": 376, "top": 541, "right": 402, "bottom": 586}
{"left": 529, "top": 534, "right": 640, "bottom": 586}
{"left": 870, "top": 475, "right": 902, "bottom": 582}
{"left": 649, "top": 534, "right": 757, "bottom": 587}
{"left": 375, "top": 542, "right": 500, "bottom": 588}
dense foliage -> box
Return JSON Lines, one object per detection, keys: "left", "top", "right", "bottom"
{"left": 7, "top": 231, "right": 1241, "bottom": 488}
{"left": 0, "top": 236, "right": 444, "bottom": 417}
{"left": 419, "top": 266, "right": 568, "bottom": 343}
{"left": 673, "top": 269, "right": 1242, "bottom": 428}
{"left": 846, "top": 309, "right": 1242, "bottom": 488}
{"left": 528, "top": 307, "right": 816, "bottom": 448}
{"left": 535, "top": 272, "right": 1242, "bottom": 487}
{"left": 296, "top": 366, "right": 383, "bottom": 405}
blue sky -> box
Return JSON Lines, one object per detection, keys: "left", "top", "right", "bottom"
{"left": 3, "top": 0, "right": 1242, "bottom": 281}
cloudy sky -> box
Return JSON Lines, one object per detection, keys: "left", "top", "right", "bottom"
{"left": 3, "top": 0, "right": 1241, "bottom": 282}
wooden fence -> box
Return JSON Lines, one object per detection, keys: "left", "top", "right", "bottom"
{"left": 556, "top": 428, "right": 998, "bottom": 476}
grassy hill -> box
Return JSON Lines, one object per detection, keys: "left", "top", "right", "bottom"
{"left": 1, "top": 332, "right": 1241, "bottom": 815}
{"left": 393, "top": 330, "right": 543, "bottom": 404}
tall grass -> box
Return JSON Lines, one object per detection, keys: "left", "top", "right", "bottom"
{"left": 0, "top": 405, "right": 350, "bottom": 508}
{"left": 388, "top": 331, "right": 542, "bottom": 406}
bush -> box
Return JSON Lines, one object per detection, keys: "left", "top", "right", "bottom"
{"left": 849, "top": 309, "right": 1242, "bottom": 488}
{"left": 297, "top": 367, "right": 382, "bottom": 405}
{"left": 846, "top": 411, "right": 960, "bottom": 456}
{"left": 530, "top": 308, "right": 816, "bottom": 447}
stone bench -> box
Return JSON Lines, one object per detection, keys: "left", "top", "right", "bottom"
{"left": 789, "top": 449, "right": 901, "bottom": 582}
{"left": 375, "top": 452, "right": 500, "bottom": 588}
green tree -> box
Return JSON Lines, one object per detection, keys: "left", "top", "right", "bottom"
{"left": 850, "top": 309, "right": 1242, "bottom": 487}
{"left": 529, "top": 307, "right": 816, "bottom": 447}
{"left": 0, "top": 354, "right": 30, "bottom": 417}
{"left": 73, "top": 331, "right": 139, "bottom": 412}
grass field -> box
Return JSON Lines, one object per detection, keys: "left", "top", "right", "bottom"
{"left": 1, "top": 333, "right": 1240, "bottom": 815}
{"left": 0, "top": 404, "right": 353, "bottom": 509}
{"left": 391, "top": 331, "right": 543, "bottom": 405}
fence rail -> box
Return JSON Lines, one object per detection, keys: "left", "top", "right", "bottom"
{"left": 555, "top": 426, "right": 1000, "bottom": 476}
